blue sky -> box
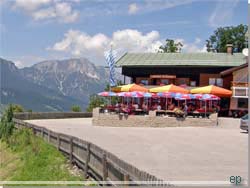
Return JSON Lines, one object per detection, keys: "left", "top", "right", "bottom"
{"left": 0, "top": 0, "right": 247, "bottom": 67}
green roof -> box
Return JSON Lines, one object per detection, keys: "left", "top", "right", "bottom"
{"left": 116, "top": 53, "right": 246, "bottom": 67}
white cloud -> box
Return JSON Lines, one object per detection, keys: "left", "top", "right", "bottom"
{"left": 209, "top": 0, "right": 239, "bottom": 27}
{"left": 177, "top": 37, "right": 207, "bottom": 53}
{"left": 32, "top": 7, "right": 56, "bottom": 20}
{"left": 11, "top": 55, "right": 46, "bottom": 68}
{"left": 128, "top": 0, "right": 194, "bottom": 15}
{"left": 13, "top": 0, "right": 51, "bottom": 11}
{"left": 12, "top": 0, "right": 79, "bottom": 23}
{"left": 128, "top": 3, "right": 139, "bottom": 15}
{"left": 48, "top": 29, "right": 163, "bottom": 64}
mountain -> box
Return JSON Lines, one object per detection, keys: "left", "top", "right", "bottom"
{"left": 0, "top": 58, "right": 88, "bottom": 112}
{"left": 20, "top": 58, "right": 110, "bottom": 102}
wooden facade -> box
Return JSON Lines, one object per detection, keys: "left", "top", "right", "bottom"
{"left": 122, "top": 66, "right": 233, "bottom": 88}
{"left": 229, "top": 66, "right": 248, "bottom": 112}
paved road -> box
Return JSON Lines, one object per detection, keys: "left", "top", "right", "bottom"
{"left": 25, "top": 118, "right": 248, "bottom": 181}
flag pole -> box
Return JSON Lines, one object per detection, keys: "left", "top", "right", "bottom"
{"left": 109, "top": 44, "right": 112, "bottom": 105}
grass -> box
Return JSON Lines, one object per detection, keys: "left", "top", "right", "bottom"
{"left": 0, "top": 128, "right": 84, "bottom": 181}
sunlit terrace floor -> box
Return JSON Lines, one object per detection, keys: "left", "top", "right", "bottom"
{"left": 25, "top": 118, "right": 247, "bottom": 182}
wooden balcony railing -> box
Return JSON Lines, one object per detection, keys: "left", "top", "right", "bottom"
{"left": 231, "top": 82, "right": 249, "bottom": 87}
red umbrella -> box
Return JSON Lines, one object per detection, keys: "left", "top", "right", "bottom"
{"left": 193, "top": 94, "right": 203, "bottom": 99}
{"left": 98, "top": 91, "right": 117, "bottom": 97}
{"left": 131, "top": 91, "right": 144, "bottom": 98}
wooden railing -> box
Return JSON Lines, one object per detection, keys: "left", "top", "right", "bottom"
{"left": 231, "top": 81, "right": 248, "bottom": 87}
{"left": 13, "top": 115, "right": 160, "bottom": 184}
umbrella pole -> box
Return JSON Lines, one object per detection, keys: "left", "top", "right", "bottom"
{"left": 205, "top": 100, "right": 207, "bottom": 118}
{"left": 166, "top": 98, "right": 167, "bottom": 110}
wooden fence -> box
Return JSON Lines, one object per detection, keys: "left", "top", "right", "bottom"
{"left": 13, "top": 116, "right": 160, "bottom": 184}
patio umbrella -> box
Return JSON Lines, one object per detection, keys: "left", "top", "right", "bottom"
{"left": 193, "top": 94, "right": 203, "bottom": 99}
{"left": 143, "top": 92, "right": 158, "bottom": 98}
{"left": 131, "top": 91, "right": 144, "bottom": 98}
{"left": 112, "top": 83, "right": 148, "bottom": 92}
{"left": 98, "top": 91, "right": 117, "bottom": 97}
{"left": 149, "top": 84, "right": 189, "bottom": 94}
{"left": 175, "top": 94, "right": 193, "bottom": 100}
{"left": 201, "top": 94, "right": 220, "bottom": 101}
{"left": 190, "top": 85, "right": 232, "bottom": 97}
{"left": 157, "top": 92, "right": 175, "bottom": 98}
{"left": 117, "top": 92, "right": 133, "bottom": 97}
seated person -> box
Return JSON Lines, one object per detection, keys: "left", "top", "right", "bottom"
{"left": 168, "top": 103, "right": 175, "bottom": 111}
{"left": 142, "top": 103, "right": 148, "bottom": 112}
{"left": 133, "top": 103, "right": 139, "bottom": 110}
{"left": 152, "top": 103, "right": 157, "bottom": 110}
{"left": 121, "top": 105, "right": 129, "bottom": 113}
{"left": 157, "top": 104, "right": 162, "bottom": 110}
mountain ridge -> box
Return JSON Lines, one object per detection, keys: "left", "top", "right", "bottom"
{"left": 0, "top": 57, "right": 114, "bottom": 112}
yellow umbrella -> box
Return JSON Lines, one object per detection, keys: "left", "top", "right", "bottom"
{"left": 112, "top": 83, "right": 148, "bottom": 92}
{"left": 149, "top": 84, "right": 189, "bottom": 93}
{"left": 190, "top": 85, "right": 232, "bottom": 97}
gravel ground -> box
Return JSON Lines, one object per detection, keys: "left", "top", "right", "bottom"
{"left": 25, "top": 118, "right": 248, "bottom": 181}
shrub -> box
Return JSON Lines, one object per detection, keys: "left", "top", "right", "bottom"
{"left": 71, "top": 105, "right": 81, "bottom": 112}
{"left": 0, "top": 104, "right": 15, "bottom": 140}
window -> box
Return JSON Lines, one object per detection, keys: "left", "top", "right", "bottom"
{"left": 216, "top": 78, "right": 223, "bottom": 87}
{"left": 161, "top": 79, "right": 169, "bottom": 85}
{"left": 190, "top": 81, "right": 196, "bottom": 87}
{"left": 140, "top": 79, "right": 148, "bottom": 85}
{"left": 209, "top": 78, "right": 216, "bottom": 85}
{"left": 209, "top": 78, "right": 223, "bottom": 86}
{"left": 233, "top": 87, "right": 248, "bottom": 98}
{"left": 238, "top": 98, "right": 248, "bottom": 108}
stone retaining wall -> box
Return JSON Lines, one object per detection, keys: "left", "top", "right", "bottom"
{"left": 92, "top": 108, "right": 218, "bottom": 127}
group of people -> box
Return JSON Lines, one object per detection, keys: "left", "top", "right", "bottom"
{"left": 110, "top": 99, "right": 220, "bottom": 116}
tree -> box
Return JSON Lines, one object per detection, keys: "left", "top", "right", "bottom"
{"left": 71, "top": 105, "right": 82, "bottom": 112}
{"left": 12, "top": 104, "right": 25, "bottom": 113}
{"left": 159, "top": 39, "right": 183, "bottom": 53}
{"left": 206, "top": 24, "right": 247, "bottom": 53}
{"left": 86, "top": 95, "right": 106, "bottom": 112}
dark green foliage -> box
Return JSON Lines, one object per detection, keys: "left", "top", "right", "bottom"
{"left": 0, "top": 104, "right": 15, "bottom": 140}
{"left": 12, "top": 104, "right": 25, "bottom": 113}
{"left": 71, "top": 105, "right": 82, "bottom": 112}
{"left": 86, "top": 94, "right": 106, "bottom": 112}
{"left": 159, "top": 39, "right": 183, "bottom": 53}
{"left": 206, "top": 24, "right": 247, "bottom": 52}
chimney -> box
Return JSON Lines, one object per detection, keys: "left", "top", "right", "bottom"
{"left": 226, "top": 44, "right": 233, "bottom": 54}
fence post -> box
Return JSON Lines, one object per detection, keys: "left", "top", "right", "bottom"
{"left": 69, "top": 137, "right": 73, "bottom": 163}
{"left": 84, "top": 143, "right": 90, "bottom": 179}
{"left": 102, "top": 153, "right": 108, "bottom": 181}
{"left": 48, "top": 130, "right": 51, "bottom": 142}
{"left": 124, "top": 174, "right": 130, "bottom": 186}
{"left": 41, "top": 128, "right": 44, "bottom": 138}
{"left": 57, "top": 134, "right": 60, "bottom": 150}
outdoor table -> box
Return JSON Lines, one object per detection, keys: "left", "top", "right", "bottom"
{"left": 134, "top": 109, "right": 144, "bottom": 115}
{"left": 165, "top": 110, "right": 175, "bottom": 117}
{"left": 192, "top": 111, "right": 200, "bottom": 118}
{"left": 156, "top": 110, "right": 166, "bottom": 116}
